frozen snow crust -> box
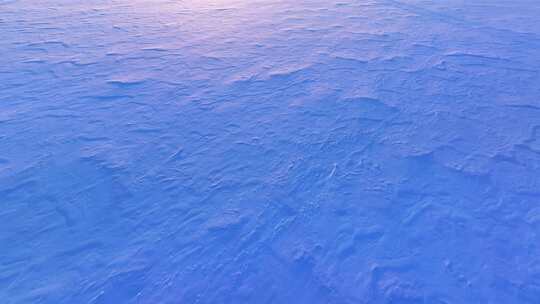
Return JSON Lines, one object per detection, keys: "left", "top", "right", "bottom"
{"left": 1, "top": 0, "right": 540, "bottom": 303}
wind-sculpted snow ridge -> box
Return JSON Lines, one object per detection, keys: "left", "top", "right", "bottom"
{"left": 1, "top": 0, "right": 540, "bottom": 303}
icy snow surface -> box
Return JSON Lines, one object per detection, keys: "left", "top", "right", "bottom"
{"left": 1, "top": 0, "right": 540, "bottom": 303}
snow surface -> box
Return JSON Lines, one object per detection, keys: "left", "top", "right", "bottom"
{"left": 1, "top": 0, "right": 540, "bottom": 303}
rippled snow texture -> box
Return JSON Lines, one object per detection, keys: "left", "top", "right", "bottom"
{"left": 1, "top": 0, "right": 540, "bottom": 303}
